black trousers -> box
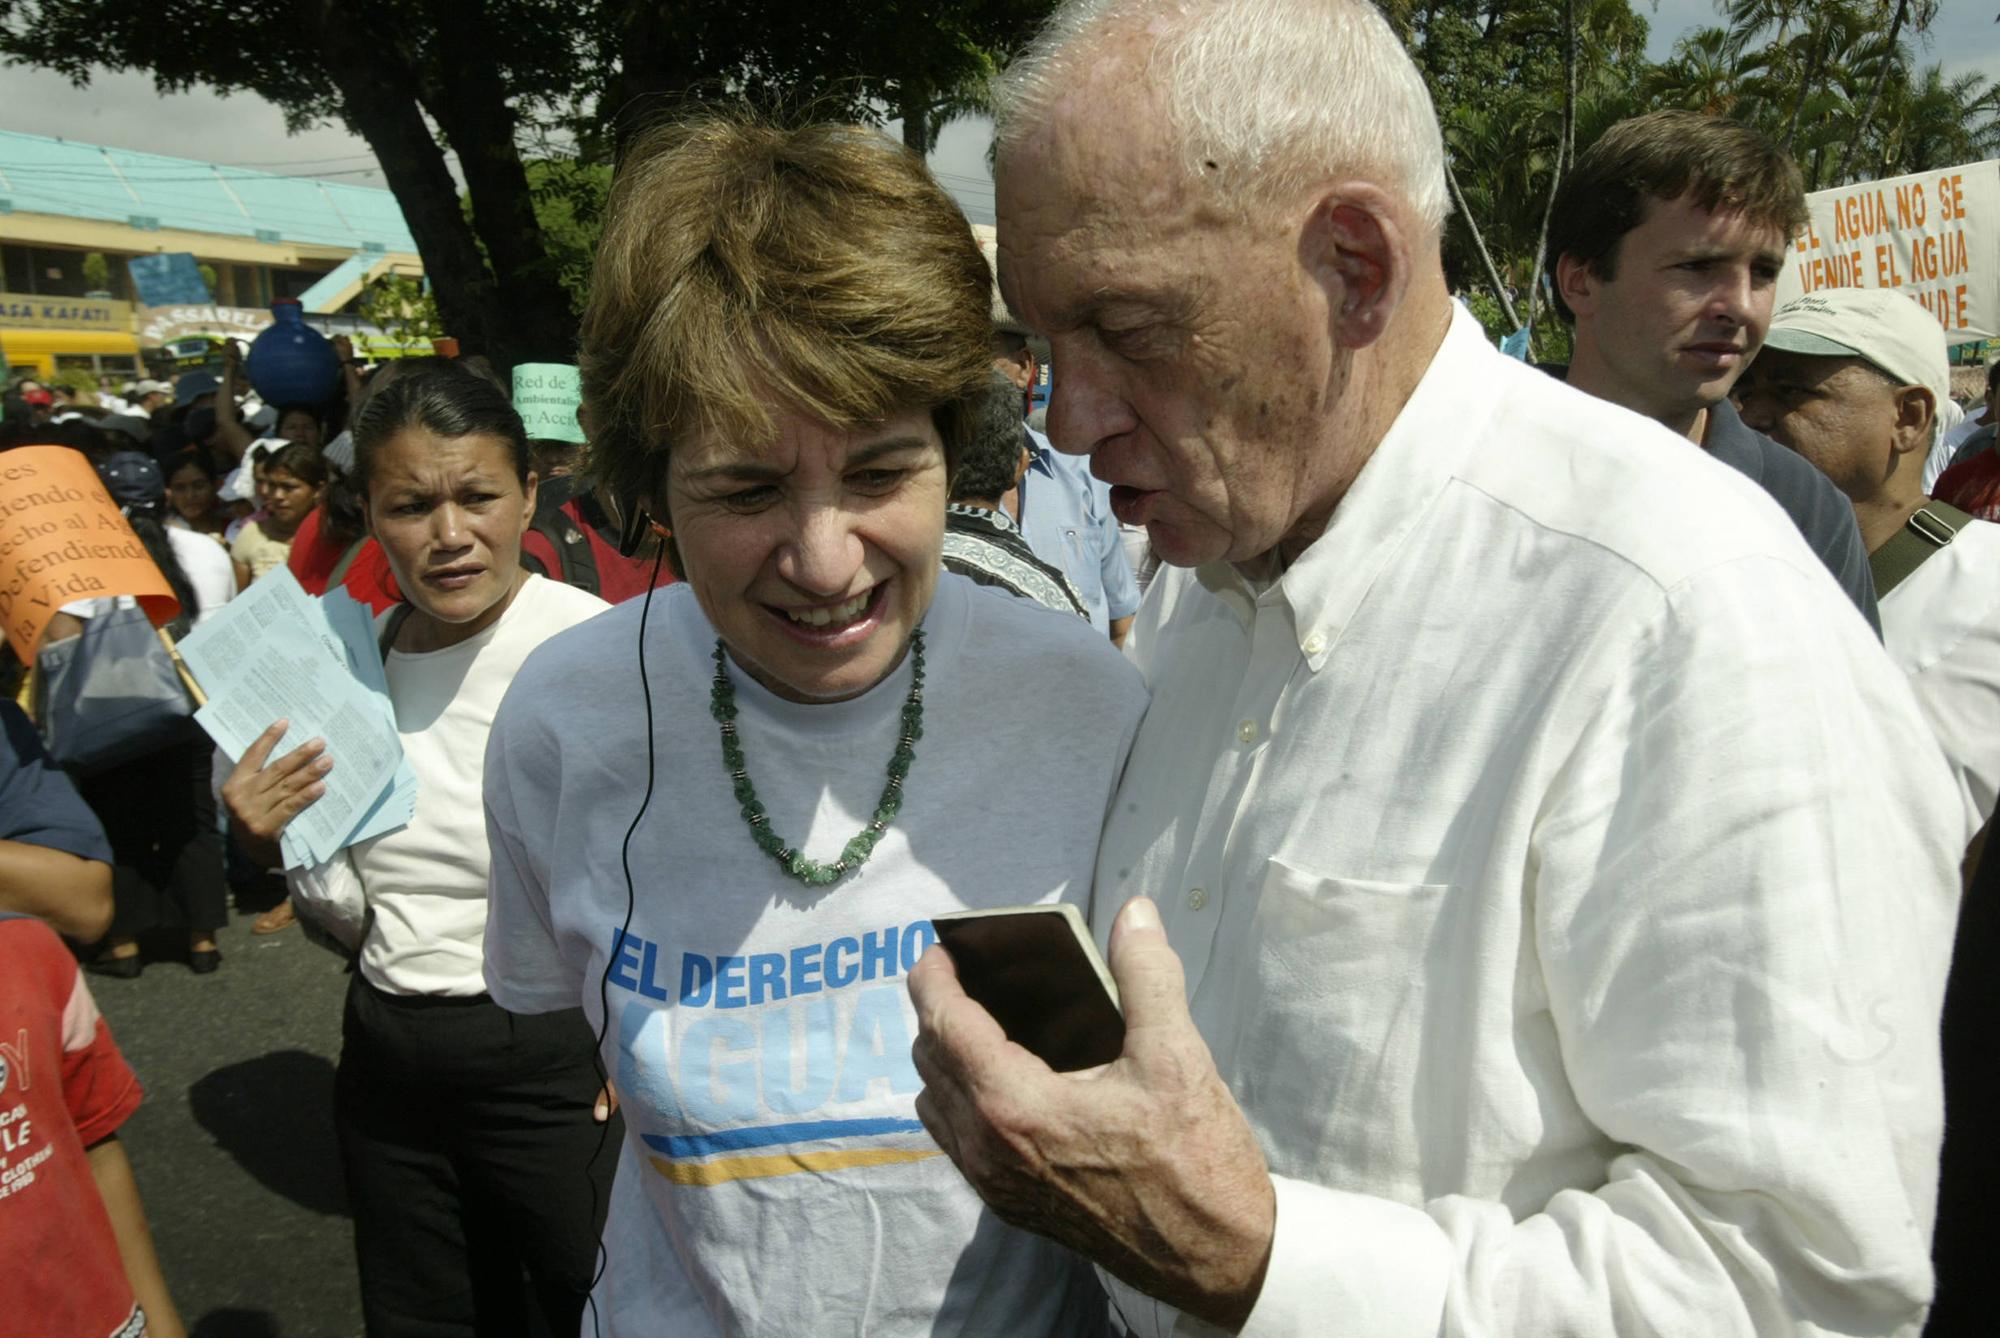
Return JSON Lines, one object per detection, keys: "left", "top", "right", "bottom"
{"left": 336, "top": 974, "right": 620, "bottom": 1338}
{"left": 1928, "top": 833, "right": 1999, "bottom": 1335}
{"left": 80, "top": 734, "right": 227, "bottom": 938}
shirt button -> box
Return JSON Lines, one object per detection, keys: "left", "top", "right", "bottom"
{"left": 1237, "top": 719, "right": 1259, "bottom": 743}
{"left": 1187, "top": 887, "right": 1208, "bottom": 910}
{"left": 1302, "top": 631, "right": 1326, "bottom": 655}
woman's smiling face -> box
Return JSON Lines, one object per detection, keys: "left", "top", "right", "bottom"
{"left": 665, "top": 406, "right": 948, "bottom": 704}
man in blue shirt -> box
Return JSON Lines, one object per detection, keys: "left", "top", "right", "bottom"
{"left": 995, "top": 327, "right": 1142, "bottom": 643}
{"left": 1550, "top": 112, "right": 1880, "bottom": 633}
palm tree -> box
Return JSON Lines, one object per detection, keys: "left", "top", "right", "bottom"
{"left": 1875, "top": 65, "right": 2000, "bottom": 177}
{"left": 1522, "top": 0, "right": 1580, "bottom": 352}
{"left": 1716, "top": 0, "right": 1815, "bottom": 45}
{"left": 1836, "top": 0, "right": 1940, "bottom": 181}
{"left": 1423, "top": 0, "right": 1651, "bottom": 340}
{"left": 1444, "top": 156, "right": 1523, "bottom": 329}
{"left": 1774, "top": 2, "right": 1880, "bottom": 151}
{"left": 1712, "top": 0, "right": 1871, "bottom": 150}
{"left": 1645, "top": 27, "right": 1753, "bottom": 116}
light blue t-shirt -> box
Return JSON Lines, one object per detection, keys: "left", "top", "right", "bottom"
{"left": 1017, "top": 428, "right": 1141, "bottom": 635}
{"left": 483, "top": 575, "right": 1148, "bottom": 1336}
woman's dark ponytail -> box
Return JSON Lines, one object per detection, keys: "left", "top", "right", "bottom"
{"left": 127, "top": 505, "right": 198, "bottom": 640}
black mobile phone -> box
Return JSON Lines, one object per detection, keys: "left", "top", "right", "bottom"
{"left": 930, "top": 903, "right": 1125, "bottom": 1072}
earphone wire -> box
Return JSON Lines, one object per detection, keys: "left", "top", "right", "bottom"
{"left": 584, "top": 533, "right": 666, "bottom": 1338}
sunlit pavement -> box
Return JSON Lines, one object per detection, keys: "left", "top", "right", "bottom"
{"left": 89, "top": 905, "right": 360, "bottom": 1338}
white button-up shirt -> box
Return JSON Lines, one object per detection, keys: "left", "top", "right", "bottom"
{"left": 1879, "top": 512, "right": 2000, "bottom": 828}
{"left": 1095, "top": 304, "right": 1964, "bottom": 1338}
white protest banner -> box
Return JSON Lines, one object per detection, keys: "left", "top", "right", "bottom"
{"left": 512, "top": 363, "right": 586, "bottom": 443}
{"left": 1778, "top": 160, "right": 1998, "bottom": 342}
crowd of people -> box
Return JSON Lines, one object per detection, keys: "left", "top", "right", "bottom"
{"left": 3, "top": 0, "right": 1998, "bottom": 1334}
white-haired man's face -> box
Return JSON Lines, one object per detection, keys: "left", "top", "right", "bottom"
{"left": 996, "top": 93, "right": 1361, "bottom": 569}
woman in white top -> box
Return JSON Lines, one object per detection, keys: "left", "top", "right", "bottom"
{"left": 479, "top": 117, "right": 1148, "bottom": 1337}
{"left": 221, "top": 362, "right": 614, "bottom": 1336}
{"left": 163, "top": 447, "right": 234, "bottom": 546}
{"left": 228, "top": 440, "right": 326, "bottom": 588}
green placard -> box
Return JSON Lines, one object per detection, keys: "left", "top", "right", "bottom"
{"left": 513, "top": 362, "right": 585, "bottom": 443}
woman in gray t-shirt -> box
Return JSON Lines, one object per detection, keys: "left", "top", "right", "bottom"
{"left": 481, "top": 115, "right": 1148, "bottom": 1337}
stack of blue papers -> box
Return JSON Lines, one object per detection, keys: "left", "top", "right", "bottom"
{"left": 178, "top": 569, "right": 417, "bottom": 869}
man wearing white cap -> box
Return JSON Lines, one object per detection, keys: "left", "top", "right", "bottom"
{"left": 131, "top": 379, "right": 173, "bottom": 418}
{"left": 1739, "top": 287, "right": 1998, "bottom": 848}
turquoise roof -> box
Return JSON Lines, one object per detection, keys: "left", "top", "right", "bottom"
{"left": 0, "top": 130, "right": 417, "bottom": 254}
{"left": 296, "top": 251, "right": 384, "bottom": 312}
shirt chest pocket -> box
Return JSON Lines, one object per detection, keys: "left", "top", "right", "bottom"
{"left": 1058, "top": 526, "right": 1091, "bottom": 574}
{"left": 1214, "top": 856, "right": 1459, "bottom": 1187}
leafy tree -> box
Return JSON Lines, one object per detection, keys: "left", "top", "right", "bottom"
{"left": 1398, "top": 0, "right": 1649, "bottom": 350}
{"left": 1838, "top": 0, "right": 1940, "bottom": 180}
{"left": 1691, "top": 0, "right": 1993, "bottom": 186}
{"left": 1646, "top": 26, "right": 1758, "bottom": 117}
{"left": 1424, "top": 0, "right": 1999, "bottom": 353}
{"left": 523, "top": 158, "right": 615, "bottom": 317}
{"left": 839, "top": 0, "right": 1031, "bottom": 154}
{"left": 5, "top": 0, "right": 1990, "bottom": 374}
{"left": 0, "top": 0, "right": 1049, "bottom": 372}
{"left": 1872, "top": 63, "right": 2000, "bottom": 179}
{"left": 356, "top": 273, "right": 445, "bottom": 347}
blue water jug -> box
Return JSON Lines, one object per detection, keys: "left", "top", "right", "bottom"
{"left": 246, "top": 299, "right": 340, "bottom": 408}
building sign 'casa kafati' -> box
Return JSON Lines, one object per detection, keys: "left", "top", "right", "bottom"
{"left": 0, "top": 296, "right": 127, "bottom": 330}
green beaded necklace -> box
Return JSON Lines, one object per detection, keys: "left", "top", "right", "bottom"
{"left": 708, "top": 630, "right": 925, "bottom": 888}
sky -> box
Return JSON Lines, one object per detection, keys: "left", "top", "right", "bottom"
{"left": 0, "top": 2, "right": 1992, "bottom": 229}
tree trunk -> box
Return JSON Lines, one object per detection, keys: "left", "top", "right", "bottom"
{"left": 1444, "top": 158, "right": 1521, "bottom": 330}
{"left": 1879, "top": 114, "right": 1906, "bottom": 177}
{"left": 1836, "top": 0, "right": 1907, "bottom": 182}
{"left": 297, "top": 0, "right": 502, "bottom": 361}
{"left": 1561, "top": 0, "right": 1577, "bottom": 173}
{"left": 607, "top": 0, "right": 702, "bottom": 162}
{"left": 419, "top": 0, "right": 579, "bottom": 368}
{"left": 1780, "top": 19, "right": 1830, "bottom": 152}
{"left": 898, "top": 78, "right": 935, "bottom": 156}
{"left": 1524, "top": 0, "right": 1577, "bottom": 355}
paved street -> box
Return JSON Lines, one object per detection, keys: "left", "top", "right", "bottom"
{"left": 89, "top": 905, "right": 362, "bottom": 1337}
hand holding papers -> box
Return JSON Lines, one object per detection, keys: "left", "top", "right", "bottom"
{"left": 180, "top": 569, "right": 416, "bottom": 867}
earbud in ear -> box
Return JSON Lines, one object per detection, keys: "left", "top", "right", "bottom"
{"left": 616, "top": 502, "right": 654, "bottom": 558}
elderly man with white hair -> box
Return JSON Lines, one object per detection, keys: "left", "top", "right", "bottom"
{"left": 908, "top": 2, "right": 1965, "bottom": 1335}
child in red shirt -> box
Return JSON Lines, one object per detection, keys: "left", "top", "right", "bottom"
{"left": 0, "top": 914, "right": 183, "bottom": 1336}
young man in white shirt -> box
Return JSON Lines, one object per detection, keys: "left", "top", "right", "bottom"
{"left": 908, "top": 2, "right": 1965, "bottom": 1334}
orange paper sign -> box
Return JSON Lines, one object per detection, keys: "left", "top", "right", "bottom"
{"left": 0, "top": 445, "right": 179, "bottom": 659}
